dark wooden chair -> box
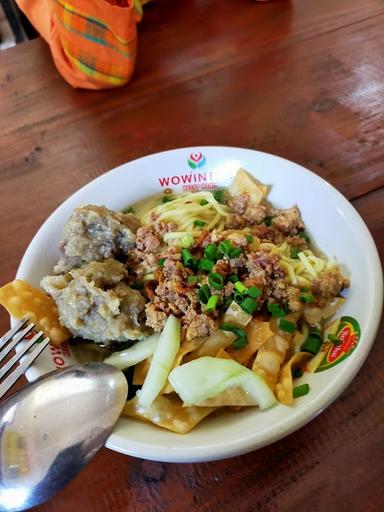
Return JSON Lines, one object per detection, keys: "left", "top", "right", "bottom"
{"left": 1, "top": 0, "right": 38, "bottom": 43}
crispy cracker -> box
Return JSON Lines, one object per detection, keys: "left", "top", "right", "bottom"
{"left": 0, "top": 280, "right": 70, "bottom": 345}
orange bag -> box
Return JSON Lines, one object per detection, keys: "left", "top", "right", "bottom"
{"left": 16, "top": 0, "right": 149, "bottom": 89}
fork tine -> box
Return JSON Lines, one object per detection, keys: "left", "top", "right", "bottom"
{"left": 0, "top": 318, "right": 29, "bottom": 350}
{"left": 0, "top": 322, "right": 36, "bottom": 363}
{"left": 0, "top": 336, "right": 51, "bottom": 400}
{"left": 0, "top": 330, "right": 45, "bottom": 380}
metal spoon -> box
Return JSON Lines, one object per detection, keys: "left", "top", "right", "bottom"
{"left": 0, "top": 363, "right": 128, "bottom": 511}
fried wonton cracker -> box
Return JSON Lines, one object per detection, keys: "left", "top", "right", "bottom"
{"left": 0, "top": 279, "right": 70, "bottom": 345}
{"left": 133, "top": 357, "right": 151, "bottom": 385}
{"left": 228, "top": 320, "right": 273, "bottom": 365}
{"left": 275, "top": 352, "right": 311, "bottom": 405}
{"left": 229, "top": 168, "right": 268, "bottom": 205}
{"left": 123, "top": 394, "right": 215, "bottom": 434}
{"left": 215, "top": 347, "right": 233, "bottom": 360}
{"left": 184, "top": 330, "right": 235, "bottom": 361}
{"left": 252, "top": 334, "right": 290, "bottom": 390}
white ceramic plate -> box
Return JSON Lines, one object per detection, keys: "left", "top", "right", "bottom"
{"left": 15, "top": 147, "right": 383, "bottom": 462}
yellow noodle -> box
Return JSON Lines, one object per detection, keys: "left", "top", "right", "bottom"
{"left": 259, "top": 242, "right": 337, "bottom": 287}
{"left": 280, "top": 261, "right": 298, "bottom": 285}
{"left": 142, "top": 273, "right": 155, "bottom": 283}
{"left": 163, "top": 231, "right": 201, "bottom": 242}
{"left": 298, "top": 252, "right": 318, "bottom": 278}
{"left": 206, "top": 213, "right": 221, "bottom": 230}
{"left": 141, "top": 191, "right": 231, "bottom": 234}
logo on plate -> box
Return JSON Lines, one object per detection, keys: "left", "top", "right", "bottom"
{"left": 187, "top": 152, "right": 206, "bottom": 169}
{"left": 315, "top": 316, "right": 361, "bottom": 372}
{"left": 157, "top": 151, "right": 215, "bottom": 190}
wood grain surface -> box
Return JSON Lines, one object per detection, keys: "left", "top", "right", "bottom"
{"left": 0, "top": 0, "right": 383, "bottom": 511}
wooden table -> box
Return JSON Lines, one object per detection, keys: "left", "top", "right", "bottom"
{"left": 1, "top": 0, "right": 383, "bottom": 510}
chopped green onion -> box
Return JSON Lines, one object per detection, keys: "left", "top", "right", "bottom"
{"left": 293, "top": 383, "right": 310, "bottom": 398}
{"left": 158, "top": 258, "right": 165, "bottom": 267}
{"left": 264, "top": 216, "right": 273, "bottom": 226}
{"left": 194, "top": 220, "right": 206, "bottom": 228}
{"left": 204, "top": 243, "right": 218, "bottom": 261}
{"left": 224, "top": 295, "right": 234, "bottom": 309}
{"left": 234, "top": 281, "right": 248, "bottom": 294}
{"left": 198, "top": 284, "right": 211, "bottom": 304}
{"left": 220, "top": 322, "right": 237, "bottom": 331}
{"left": 162, "top": 196, "right": 174, "bottom": 204}
{"left": 233, "top": 337, "right": 248, "bottom": 350}
{"left": 290, "top": 247, "right": 300, "bottom": 259}
{"left": 266, "top": 303, "right": 286, "bottom": 318}
{"left": 240, "top": 297, "right": 258, "bottom": 315}
{"left": 213, "top": 190, "right": 224, "bottom": 203}
{"left": 219, "top": 240, "right": 233, "bottom": 255}
{"left": 300, "top": 287, "right": 309, "bottom": 292}
{"left": 279, "top": 319, "right": 296, "bottom": 333}
{"left": 123, "top": 206, "right": 135, "bottom": 214}
{"left": 131, "top": 282, "right": 144, "bottom": 290}
{"left": 246, "top": 235, "right": 253, "bottom": 243}
{"left": 187, "top": 275, "right": 199, "bottom": 285}
{"left": 298, "top": 230, "right": 310, "bottom": 243}
{"left": 228, "top": 274, "right": 239, "bottom": 283}
{"left": 301, "top": 336, "right": 322, "bottom": 355}
{"left": 308, "top": 326, "right": 322, "bottom": 340}
{"left": 292, "top": 367, "right": 304, "bottom": 379}
{"left": 208, "top": 272, "right": 224, "bottom": 290}
{"left": 300, "top": 293, "right": 315, "bottom": 304}
{"left": 181, "top": 234, "right": 194, "bottom": 249}
{"left": 199, "top": 258, "right": 214, "bottom": 272}
{"left": 205, "top": 295, "right": 219, "bottom": 313}
{"left": 200, "top": 199, "right": 209, "bottom": 206}
{"left": 229, "top": 247, "right": 243, "bottom": 258}
{"left": 248, "top": 286, "right": 261, "bottom": 298}
{"left": 234, "top": 292, "right": 244, "bottom": 304}
{"left": 181, "top": 249, "right": 194, "bottom": 267}
{"left": 328, "top": 334, "right": 341, "bottom": 345}
{"left": 220, "top": 323, "right": 247, "bottom": 338}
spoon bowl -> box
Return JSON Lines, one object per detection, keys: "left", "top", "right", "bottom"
{"left": 0, "top": 363, "right": 128, "bottom": 511}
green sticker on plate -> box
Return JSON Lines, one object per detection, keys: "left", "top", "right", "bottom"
{"left": 315, "top": 316, "right": 361, "bottom": 372}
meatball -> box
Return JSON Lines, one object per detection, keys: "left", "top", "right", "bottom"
{"left": 41, "top": 259, "right": 149, "bottom": 344}
{"left": 54, "top": 205, "right": 140, "bottom": 273}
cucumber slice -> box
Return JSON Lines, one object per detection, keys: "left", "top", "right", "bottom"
{"left": 103, "top": 333, "right": 160, "bottom": 370}
{"left": 137, "top": 315, "right": 181, "bottom": 407}
{"left": 169, "top": 356, "right": 277, "bottom": 410}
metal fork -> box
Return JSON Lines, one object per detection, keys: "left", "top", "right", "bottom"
{"left": 0, "top": 318, "right": 51, "bottom": 399}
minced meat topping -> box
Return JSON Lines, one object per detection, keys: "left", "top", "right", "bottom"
{"left": 45, "top": 188, "right": 349, "bottom": 345}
